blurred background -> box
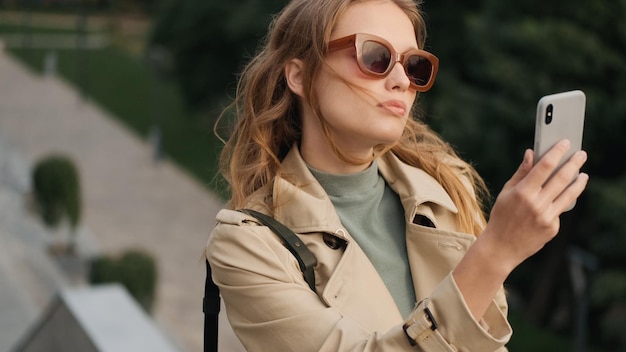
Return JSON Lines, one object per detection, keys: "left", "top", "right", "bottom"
{"left": 0, "top": 0, "right": 625, "bottom": 351}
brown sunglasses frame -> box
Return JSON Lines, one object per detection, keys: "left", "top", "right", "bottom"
{"left": 328, "top": 33, "right": 439, "bottom": 92}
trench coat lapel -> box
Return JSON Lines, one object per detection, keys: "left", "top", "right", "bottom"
{"left": 268, "top": 145, "right": 473, "bottom": 330}
{"left": 270, "top": 146, "right": 345, "bottom": 234}
{"left": 273, "top": 145, "right": 459, "bottom": 231}
{"left": 378, "top": 152, "right": 478, "bottom": 300}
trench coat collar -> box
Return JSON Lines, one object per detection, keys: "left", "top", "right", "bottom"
{"left": 272, "top": 145, "right": 458, "bottom": 234}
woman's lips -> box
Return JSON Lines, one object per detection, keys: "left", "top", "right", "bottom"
{"left": 378, "top": 100, "right": 407, "bottom": 116}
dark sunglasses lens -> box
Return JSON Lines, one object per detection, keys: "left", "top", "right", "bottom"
{"left": 361, "top": 41, "right": 391, "bottom": 74}
{"left": 406, "top": 55, "right": 432, "bottom": 86}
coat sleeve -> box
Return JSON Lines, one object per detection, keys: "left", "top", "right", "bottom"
{"left": 402, "top": 273, "right": 511, "bottom": 351}
{"left": 206, "top": 210, "right": 511, "bottom": 352}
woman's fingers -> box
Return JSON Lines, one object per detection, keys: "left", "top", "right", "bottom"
{"left": 552, "top": 172, "right": 590, "bottom": 212}
{"left": 525, "top": 139, "right": 572, "bottom": 189}
{"left": 503, "top": 140, "right": 575, "bottom": 212}
{"left": 538, "top": 149, "right": 588, "bottom": 210}
{"left": 505, "top": 149, "right": 534, "bottom": 188}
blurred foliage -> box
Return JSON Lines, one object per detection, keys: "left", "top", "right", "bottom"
{"left": 89, "top": 249, "right": 158, "bottom": 312}
{"left": 0, "top": 0, "right": 158, "bottom": 14}
{"left": 32, "top": 154, "right": 82, "bottom": 230}
{"left": 148, "top": 0, "right": 287, "bottom": 116}
{"left": 592, "top": 268, "right": 626, "bottom": 349}
{"left": 506, "top": 312, "right": 573, "bottom": 351}
{"left": 422, "top": 0, "right": 626, "bottom": 349}
{"left": 423, "top": 0, "right": 626, "bottom": 189}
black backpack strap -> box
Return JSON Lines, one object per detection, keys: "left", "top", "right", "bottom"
{"left": 203, "top": 259, "right": 220, "bottom": 352}
{"left": 203, "top": 209, "right": 317, "bottom": 351}
{"left": 239, "top": 208, "right": 317, "bottom": 291}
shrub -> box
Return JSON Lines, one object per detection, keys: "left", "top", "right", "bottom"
{"left": 32, "top": 155, "right": 82, "bottom": 230}
{"left": 89, "top": 249, "right": 158, "bottom": 312}
{"left": 88, "top": 256, "right": 118, "bottom": 283}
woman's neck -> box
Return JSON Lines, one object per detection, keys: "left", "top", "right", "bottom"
{"left": 300, "top": 136, "right": 372, "bottom": 175}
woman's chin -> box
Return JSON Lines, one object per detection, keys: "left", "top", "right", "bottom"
{"left": 371, "top": 128, "right": 405, "bottom": 145}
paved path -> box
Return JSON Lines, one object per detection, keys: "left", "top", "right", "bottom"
{"left": 0, "top": 42, "right": 244, "bottom": 351}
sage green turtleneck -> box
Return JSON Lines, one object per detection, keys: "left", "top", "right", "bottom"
{"left": 308, "top": 161, "right": 416, "bottom": 317}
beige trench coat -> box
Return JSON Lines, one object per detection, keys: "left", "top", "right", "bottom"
{"left": 207, "top": 145, "right": 512, "bottom": 351}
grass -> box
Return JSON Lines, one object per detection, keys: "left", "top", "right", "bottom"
{"left": 2, "top": 19, "right": 228, "bottom": 199}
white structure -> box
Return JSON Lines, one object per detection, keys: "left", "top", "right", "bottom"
{"left": 12, "top": 284, "right": 180, "bottom": 352}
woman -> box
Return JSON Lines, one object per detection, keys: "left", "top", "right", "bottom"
{"left": 206, "top": 0, "right": 589, "bottom": 350}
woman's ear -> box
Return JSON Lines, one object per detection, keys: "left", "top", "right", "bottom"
{"left": 285, "top": 59, "right": 305, "bottom": 97}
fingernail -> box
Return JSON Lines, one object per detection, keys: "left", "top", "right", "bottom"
{"left": 560, "top": 139, "right": 571, "bottom": 148}
{"left": 523, "top": 149, "right": 532, "bottom": 165}
{"left": 580, "top": 172, "right": 590, "bottom": 182}
{"left": 576, "top": 150, "right": 588, "bottom": 161}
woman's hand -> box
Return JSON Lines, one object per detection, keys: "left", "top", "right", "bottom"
{"left": 453, "top": 139, "right": 589, "bottom": 321}
{"left": 483, "top": 139, "right": 589, "bottom": 272}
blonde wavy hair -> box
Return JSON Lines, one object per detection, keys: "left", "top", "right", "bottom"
{"left": 217, "top": 0, "right": 489, "bottom": 235}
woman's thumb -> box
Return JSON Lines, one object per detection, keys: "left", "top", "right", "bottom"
{"left": 506, "top": 149, "right": 534, "bottom": 187}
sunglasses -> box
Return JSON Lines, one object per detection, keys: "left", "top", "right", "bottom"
{"left": 328, "top": 33, "right": 439, "bottom": 92}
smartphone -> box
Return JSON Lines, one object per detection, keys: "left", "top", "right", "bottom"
{"left": 533, "top": 90, "right": 586, "bottom": 210}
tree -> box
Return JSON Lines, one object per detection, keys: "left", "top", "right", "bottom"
{"left": 32, "top": 155, "right": 82, "bottom": 252}
{"left": 32, "top": 155, "right": 82, "bottom": 253}
{"left": 32, "top": 155, "right": 82, "bottom": 229}
{"left": 423, "top": 0, "right": 626, "bottom": 348}
{"left": 148, "top": 0, "right": 287, "bottom": 116}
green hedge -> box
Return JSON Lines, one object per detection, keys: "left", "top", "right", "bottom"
{"left": 32, "top": 154, "right": 82, "bottom": 229}
{"left": 89, "top": 249, "right": 158, "bottom": 312}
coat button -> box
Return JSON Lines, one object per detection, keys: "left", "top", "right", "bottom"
{"left": 323, "top": 233, "right": 343, "bottom": 250}
{"left": 413, "top": 214, "right": 436, "bottom": 228}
